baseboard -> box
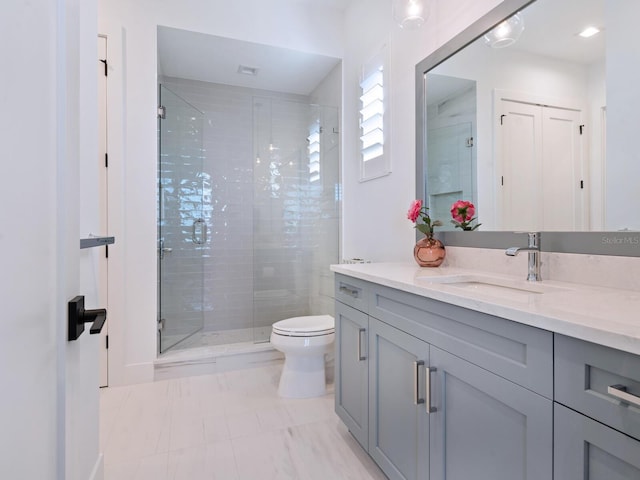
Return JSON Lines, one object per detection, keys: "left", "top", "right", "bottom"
{"left": 123, "top": 361, "right": 154, "bottom": 385}
{"left": 88, "top": 453, "right": 104, "bottom": 480}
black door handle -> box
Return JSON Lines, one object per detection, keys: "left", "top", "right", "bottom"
{"left": 68, "top": 295, "right": 107, "bottom": 341}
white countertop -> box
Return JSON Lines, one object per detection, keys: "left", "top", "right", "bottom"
{"left": 331, "top": 262, "right": 640, "bottom": 356}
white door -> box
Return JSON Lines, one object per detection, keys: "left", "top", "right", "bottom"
{"left": 498, "top": 99, "right": 585, "bottom": 231}
{"left": 541, "top": 107, "right": 584, "bottom": 231}
{"left": 1, "top": 1, "right": 102, "bottom": 479}
{"left": 499, "top": 101, "right": 543, "bottom": 230}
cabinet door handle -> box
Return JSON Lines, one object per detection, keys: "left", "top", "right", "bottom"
{"left": 339, "top": 285, "right": 359, "bottom": 298}
{"left": 414, "top": 361, "right": 425, "bottom": 406}
{"left": 426, "top": 366, "right": 437, "bottom": 413}
{"left": 607, "top": 384, "right": 640, "bottom": 407}
{"left": 357, "top": 328, "right": 366, "bottom": 361}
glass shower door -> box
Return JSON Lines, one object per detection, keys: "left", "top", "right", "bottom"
{"left": 158, "top": 85, "right": 206, "bottom": 353}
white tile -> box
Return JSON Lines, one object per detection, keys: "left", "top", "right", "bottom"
{"left": 104, "top": 453, "right": 169, "bottom": 480}
{"left": 203, "top": 413, "right": 230, "bottom": 443}
{"left": 225, "top": 411, "right": 261, "bottom": 439}
{"left": 231, "top": 429, "right": 299, "bottom": 480}
{"left": 101, "top": 365, "right": 385, "bottom": 480}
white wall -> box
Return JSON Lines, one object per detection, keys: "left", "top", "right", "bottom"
{"left": 605, "top": 0, "right": 640, "bottom": 230}
{"left": 99, "top": 0, "right": 506, "bottom": 384}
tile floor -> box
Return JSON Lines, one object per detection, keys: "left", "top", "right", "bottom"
{"left": 100, "top": 363, "right": 387, "bottom": 479}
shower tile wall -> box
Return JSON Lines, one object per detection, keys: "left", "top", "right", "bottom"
{"left": 159, "top": 77, "right": 339, "bottom": 342}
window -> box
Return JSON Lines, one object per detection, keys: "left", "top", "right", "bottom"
{"left": 360, "top": 45, "right": 390, "bottom": 181}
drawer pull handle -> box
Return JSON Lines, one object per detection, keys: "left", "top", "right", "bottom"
{"left": 357, "top": 328, "right": 366, "bottom": 361}
{"left": 426, "top": 367, "right": 437, "bottom": 414}
{"left": 607, "top": 384, "right": 640, "bottom": 407}
{"left": 414, "top": 361, "right": 425, "bottom": 406}
{"left": 339, "top": 285, "right": 359, "bottom": 298}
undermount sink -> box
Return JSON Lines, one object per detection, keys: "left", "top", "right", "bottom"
{"left": 416, "top": 274, "right": 571, "bottom": 297}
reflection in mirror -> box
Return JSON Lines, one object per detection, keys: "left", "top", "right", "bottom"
{"left": 426, "top": 75, "right": 476, "bottom": 225}
{"left": 420, "top": 0, "right": 640, "bottom": 233}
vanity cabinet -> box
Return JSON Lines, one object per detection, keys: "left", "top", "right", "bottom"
{"left": 554, "top": 335, "right": 640, "bottom": 479}
{"left": 368, "top": 317, "right": 429, "bottom": 480}
{"left": 429, "top": 346, "right": 552, "bottom": 479}
{"left": 334, "top": 274, "right": 554, "bottom": 480}
{"left": 335, "top": 300, "right": 369, "bottom": 450}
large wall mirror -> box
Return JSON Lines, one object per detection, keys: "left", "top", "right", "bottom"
{"left": 416, "top": 0, "right": 640, "bottom": 255}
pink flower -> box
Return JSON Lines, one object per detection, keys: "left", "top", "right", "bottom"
{"left": 449, "top": 200, "right": 480, "bottom": 231}
{"left": 451, "top": 200, "right": 475, "bottom": 222}
{"left": 407, "top": 199, "right": 423, "bottom": 223}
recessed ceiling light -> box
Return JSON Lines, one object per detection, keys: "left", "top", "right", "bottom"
{"left": 237, "top": 65, "right": 259, "bottom": 76}
{"left": 578, "top": 26, "right": 601, "bottom": 38}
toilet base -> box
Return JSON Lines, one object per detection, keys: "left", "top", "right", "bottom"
{"left": 277, "top": 354, "right": 327, "bottom": 398}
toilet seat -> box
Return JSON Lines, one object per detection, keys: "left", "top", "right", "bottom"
{"left": 272, "top": 315, "right": 335, "bottom": 337}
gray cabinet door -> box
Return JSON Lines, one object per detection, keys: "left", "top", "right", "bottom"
{"left": 335, "top": 301, "right": 369, "bottom": 449}
{"left": 555, "top": 403, "right": 640, "bottom": 479}
{"left": 429, "top": 346, "right": 552, "bottom": 480}
{"left": 369, "top": 317, "right": 430, "bottom": 480}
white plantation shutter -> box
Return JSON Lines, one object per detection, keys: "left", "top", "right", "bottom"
{"left": 307, "top": 119, "right": 321, "bottom": 183}
{"left": 360, "top": 45, "right": 390, "bottom": 181}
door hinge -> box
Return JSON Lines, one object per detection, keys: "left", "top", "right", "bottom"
{"left": 466, "top": 137, "right": 474, "bottom": 147}
{"left": 105, "top": 152, "right": 108, "bottom": 168}
{"left": 158, "top": 106, "right": 166, "bottom": 119}
{"left": 580, "top": 180, "right": 584, "bottom": 189}
{"left": 501, "top": 176, "right": 504, "bottom": 186}
{"left": 158, "top": 318, "right": 165, "bottom": 331}
{"left": 99, "top": 59, "right": 107, "bottom": 77}
{"left": 579, "top": 124, "right": 585, "bottom": 135}
{"left": 105, "top": 244, "right": 109, "bottom": 258}
{"left": 500, "top": 114, "right": 506, "bottom": 125}
{"left": 105, "top": 335, "right": 109, "bottom": 349}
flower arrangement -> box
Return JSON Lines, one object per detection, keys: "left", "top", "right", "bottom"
{"left": 450, "top": 200, "right": 481, "bottom": 231}
{"left": 407, "top": 199, "right": 442, "bottom": 238}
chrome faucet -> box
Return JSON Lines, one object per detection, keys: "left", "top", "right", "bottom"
{"left": 506, "top": 232, "right": 541, "bottom": 282}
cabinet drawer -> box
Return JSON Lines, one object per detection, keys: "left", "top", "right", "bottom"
{"left": 335, "top": 274, "right": 369, "bottom": 313}
{"left": 554, "top": 403, "right": 640, "bottom": 479}
{"left": 369, "top": 284, "right": 553, "bottom": 398}
{"left": 555, "top": 334, "right": 640, "bottom": 441}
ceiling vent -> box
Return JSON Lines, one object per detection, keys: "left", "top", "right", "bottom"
{"left": 237, "top": 65, "right": 259, "bottom": 76}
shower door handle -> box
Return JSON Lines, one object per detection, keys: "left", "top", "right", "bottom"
{"left": 158, "top": 239, "right": 172, "bottom": 259}
{"left": 192, "top": 218, "right": 207, "bottom": 245}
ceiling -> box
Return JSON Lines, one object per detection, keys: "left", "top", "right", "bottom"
{"left": 427, "top": 0, "right": 605, "bottom": 106}
{"left": 515, "top": 0, "right": 605, "bottom": 65}
{"left": 157, "top": 5, "right": 345, "bottom": 96}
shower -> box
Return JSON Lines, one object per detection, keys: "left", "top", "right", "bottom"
{"left": 157, "top": 78, "right": 340, "bottom": 355}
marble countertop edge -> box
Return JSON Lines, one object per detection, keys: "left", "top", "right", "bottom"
{"left": 331, "top": 262, "right": 640, "bottom": 356}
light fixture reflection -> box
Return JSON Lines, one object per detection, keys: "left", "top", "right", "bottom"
{"left": 483, "top": 12, "right": 525, "bottom": 48}
{"left": 392, "top": 0, "right": 429, "bottom": 29}
{"left": 579, "top": 26, "right": 601, "bottom": 38}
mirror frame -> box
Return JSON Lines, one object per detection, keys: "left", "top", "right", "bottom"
{"left": 415, "top": 0, "right": 640, "bottom": 257}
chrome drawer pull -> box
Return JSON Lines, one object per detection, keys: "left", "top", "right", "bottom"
{"left": 607, "top": 384, "right": 640, "bottom": 407}
{"left": 339, "top": 285, "right": 359, "bottom": 298}
{"left": 357, "top": 328, "right": 367, "bottom": 361}
{"left": 426, "top": 367, "right": 437, "bottom": 414}
{"left": 414, "top": 361, "right": 425, "bottom": 406}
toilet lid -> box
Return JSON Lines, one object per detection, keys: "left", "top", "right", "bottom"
{"left": 272, "top": 315, "right": 335, "bottom": 336}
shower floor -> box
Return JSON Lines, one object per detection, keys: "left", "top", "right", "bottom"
{"left": 167, "top": 326, "right": 272, "bottom": 351}
{"left": 155, "top": 326, "right": 281, "bottom": 381}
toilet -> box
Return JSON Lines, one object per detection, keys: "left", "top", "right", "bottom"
{"left": 270, "top": 315, "right": 335, "bottom": 398}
